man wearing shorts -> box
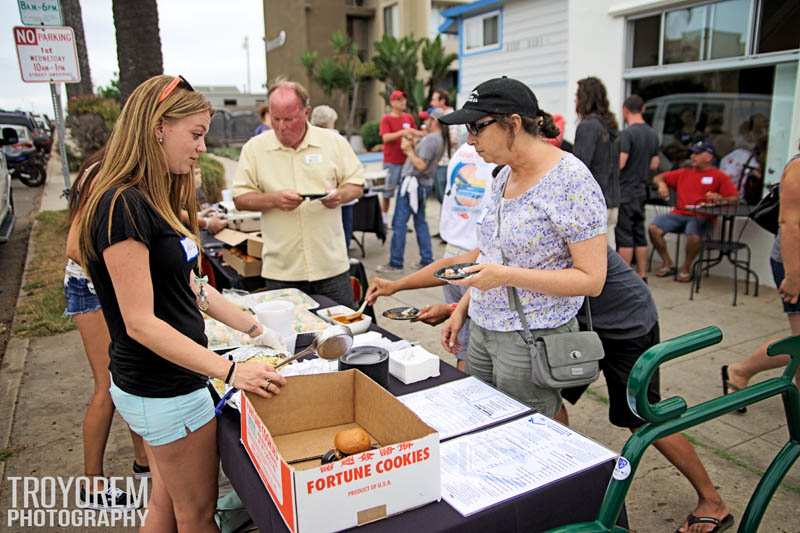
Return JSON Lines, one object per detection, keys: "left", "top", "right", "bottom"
{"left": 379, "top": 90, "right": 422, "bottom": 223}
{"left": 649, "top": 141, "right": 738, "bottom": 282}
{"left": 617, "top": 95, "right": 660, "bottom": 279}
{"left": 562, "top": 248, "right": 733, "bottom": 532}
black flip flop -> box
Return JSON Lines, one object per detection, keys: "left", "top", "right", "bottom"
{"left": 721, "top": 365, "right": 747, "bottom": 414}
{"left": 675, "top": 512, "right": 734, "bottom": 533}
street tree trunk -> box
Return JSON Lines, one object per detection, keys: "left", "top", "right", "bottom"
{"left": 61, "top": 0, "right": 93, "bottom": 98}
{"left": 112, "top": 0, "right": 163, "bottom": 103}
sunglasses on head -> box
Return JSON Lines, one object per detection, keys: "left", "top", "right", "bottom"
{"left": 158, "top": 75, "right": 194, "bottom": 103}
{"left": 466, "top": 117, "right": 498, "bottom": 136}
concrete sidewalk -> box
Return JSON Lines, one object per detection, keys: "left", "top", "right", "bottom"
{"left": 1, "top": 156, "right": 797, "bottom": 531}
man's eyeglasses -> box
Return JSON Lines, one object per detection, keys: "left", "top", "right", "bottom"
{"left": 466, "top": 118, "right": 497, "bottom": 136}
{"left": 158, "top": 75, "right": 194, "bottom": 103}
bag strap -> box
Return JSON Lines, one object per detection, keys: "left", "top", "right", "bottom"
{"left": 495, "top": 173, "right": 593, "bottom": 347}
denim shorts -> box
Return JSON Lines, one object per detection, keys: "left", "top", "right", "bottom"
{"left": 64, "top": 276, "right": 101, "bottom": 316}
{"left": 771, "top": 258, "right": 800, "bottom": 315}
{"left": 652, "top": 212, "right": 710, "bottom": 237}
{"left": 109, "top": 379, "right": 215, "bottom": 446}
{"left": 383, "top": 163, "right": 404, "bottom": 193}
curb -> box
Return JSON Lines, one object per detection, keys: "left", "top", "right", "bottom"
{"left": 0, "top": 147, "right": 60, "bottom": 495}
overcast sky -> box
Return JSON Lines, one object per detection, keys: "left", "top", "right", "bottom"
{"left": 1, "top": 1, "right": 269, "bottom": 116}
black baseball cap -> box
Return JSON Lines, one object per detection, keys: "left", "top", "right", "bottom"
{"left": 689, "top": 140, "right": 716, "bottom": 157}
{"left": 439, "top": 77, "right": 540, "bottom": 125}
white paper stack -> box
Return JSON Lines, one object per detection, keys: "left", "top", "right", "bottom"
{"left": 389, "top": 345, "right": 440, "bottom": 384}
{"left": 352, "top": 331, "right": 413, "bottom": 353}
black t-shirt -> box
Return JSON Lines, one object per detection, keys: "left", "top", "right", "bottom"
{"left": 583, "top": 247, "right": 658, "bottom": 340}
{"left": 619, "top": 123, "right": 660, "bottom": 203}
{"left": 574, "top": 116, "right": 620, "bottom": 208}
{"left": 87, "top": 187, "right": 208, "bottom": 397}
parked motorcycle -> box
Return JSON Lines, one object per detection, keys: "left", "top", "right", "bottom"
{"left": 1, "top": 125, "right": 46, "bottom": 187}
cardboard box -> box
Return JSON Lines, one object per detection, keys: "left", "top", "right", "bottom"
{"left": 215, "top": 229, "right": 262, "bottom": 278}
{"left": 246, "top": 232, "right": 263, "bottom": 258}
{"left": 240, "top": 370, "right": 440, "bottom": 533}
{"left": 226, "top": 210, "right": 261, "bottom": 233}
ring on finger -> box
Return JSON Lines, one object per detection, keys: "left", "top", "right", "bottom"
{"left": 264, "top": 379, "right": 272, "bottom": 391}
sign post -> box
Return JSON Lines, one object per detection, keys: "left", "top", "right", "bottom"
{"left": 13, "top": 24, "right": 78, "bottom": 195}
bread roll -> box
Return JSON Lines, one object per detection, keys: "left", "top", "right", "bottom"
{"left": 334, "top": 427, "right": 371, "bottom": 455}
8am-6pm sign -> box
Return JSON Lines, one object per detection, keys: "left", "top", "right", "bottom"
{"left": 13, "top": 25, "right": 80, "bottom": 83}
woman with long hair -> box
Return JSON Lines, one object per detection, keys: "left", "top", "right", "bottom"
{"left": 438, "top": 77, "right": 608, "bottom": 419}
{"left": 65, "top": 147, "right": 149, "bottom": 509}
{"left": 78, "top": 75, "right": 286, "bottom": 531}
{"left": 574, "top": 76, "right": 620, "bottom": 248}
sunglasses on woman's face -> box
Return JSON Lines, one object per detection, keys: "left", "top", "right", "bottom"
{"left": 158, "top": 75, "right": 194, "bottom": 103}
{"left": 466, "top": 117, "right": 498, "bottom": 136}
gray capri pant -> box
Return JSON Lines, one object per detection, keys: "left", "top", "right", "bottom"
{"left": 467, "top": 317, "right": 578, "bottom": 418}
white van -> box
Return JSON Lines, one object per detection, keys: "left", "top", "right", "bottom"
{"left": 642, "top": 92, "right": 771, "bottom": 164}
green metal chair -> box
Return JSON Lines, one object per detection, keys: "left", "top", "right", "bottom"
{"left": 548, "top": 327, "right": 800, "bottom": 533}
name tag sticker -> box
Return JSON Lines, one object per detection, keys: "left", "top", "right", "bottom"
{"left": 180, "top": 237, "right": 199, "bottom": 262}
{"left": 304, "top": 154, "right": 323, "bottom": 165}
{"left": 402, "top": 122, "right": 410, "bottom": 129}
{"left": 701, "top": 176, "right": 714, "bottom": 185}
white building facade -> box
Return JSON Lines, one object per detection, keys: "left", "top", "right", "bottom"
{"left": 441, "top": 0, "right": 800, "bottom": 287}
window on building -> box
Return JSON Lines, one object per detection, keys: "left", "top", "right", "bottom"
{"left": 663, "top": 5, "right": 706, "bottom": 64}
{"left": 383, "top": 4, "right": 399, "bottom": 38}
{"left": 464, "top": 10, "right": 501, "bottom": 52}
{"left": 631, "top": 15, "right": 660, "bottom": 67}
{"left": 757, "top": 0, "right": 800, "bottom": 53}
{"left": 706, "top": 0, "right": 749, "bottom": 60}
{"left": 223, "top": 99, "right": 237, "bottom": 106}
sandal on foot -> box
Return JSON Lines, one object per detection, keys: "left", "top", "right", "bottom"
{"left": 721, "top": 365, "right": 747, "bottom": 413}
{"left": 675, "top": 512, "right": 734, "bottom": 533}
{"left": 676, "top": 271, "right": 693, "bottom": 283}
{"left": 655, "top": 266, "right": 676, "bottom": 277}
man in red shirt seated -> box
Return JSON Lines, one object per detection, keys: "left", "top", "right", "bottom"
{"left": 649, "top": 141, "right": 738, "bottom": 282}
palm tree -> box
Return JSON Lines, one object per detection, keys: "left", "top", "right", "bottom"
{"left": 421, "top": 36, "right": 457, "bottom": 103}
{"left": 61, "top": 0, "right": 93, "bottom": 98}
{"left": 112, "top": 0, "right": 163, "bottom": 102}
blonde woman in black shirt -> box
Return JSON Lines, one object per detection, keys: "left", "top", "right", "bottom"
{"left": 78, "top": 75, "right": 285, "bottom": 531}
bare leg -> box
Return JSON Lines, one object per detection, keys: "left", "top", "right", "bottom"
{"left": 145, "top": 419, "right": 220, "bottom": 532}
{"left": 681, "top": 234, "right": 702, "bottom": 275}
{"left": 554, "top": 404, "right": 569, "bottom": 425}
{"left": 650, "top": 432, "right": 729, "bottom": 533}
{"left": 141, "top": 442, "right": 177, "bottom": 533}
{"left": 618, "top": 247, "right": 634, "bottom": 265}
{"left": 728, "top": 314, "right": 800, "bottom": 388}
{"left": 648, "top": 224, "right": 673, "bottom": 269}
{"left": 634, "top": 246, "right": 649, "bottom": 278}
{"left": 74, "top": 310, "right": 147, "bottom": 490}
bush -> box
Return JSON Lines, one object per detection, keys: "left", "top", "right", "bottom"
{"left": 65, "top": 96, "right": 121, "bottom": 165}
{"left": 197, "top": 154, "right": 226, "bottom": 203}
{"left": 361, "top": 121, "right": 381, "bottom": 151}
{"left": 67, "top": 95, "right": 120, "bottom": 130}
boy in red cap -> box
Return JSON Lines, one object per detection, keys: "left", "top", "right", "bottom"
{"left": 379, "top": 90, "right": 423, "bottom": 222}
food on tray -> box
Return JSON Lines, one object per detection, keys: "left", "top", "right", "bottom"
{"left": 382, "top": 306, "right": 420, "bottom": 320}
{"left": 332, "top": 314, "right": 361, "bottom": 325}
{"left": 249, "top": 353, "right": 287, "bottom": 368}
{"left": 444, "top": 266, "right": 467, "bottom": 277}
{"left": 334, "top": 427, "right": 372, "bottom": 455}
{"left": 434, "top": 262, "right": 478, "bottom": 280}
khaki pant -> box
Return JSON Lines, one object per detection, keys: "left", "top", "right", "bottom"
{"left": 467, "top": 318, "right": 578, "bottom": 418}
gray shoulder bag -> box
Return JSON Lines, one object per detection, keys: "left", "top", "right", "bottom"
{"left": 496, "top": 175, "right": 605, "bottom": 389}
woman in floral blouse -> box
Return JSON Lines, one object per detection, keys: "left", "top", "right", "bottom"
{"left": 439, "top": 77, "right": 608, "bottom": 419}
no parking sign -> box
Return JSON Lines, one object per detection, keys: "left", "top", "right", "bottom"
{"left": 13, "top": 25, "right": 80, "bottom": 83}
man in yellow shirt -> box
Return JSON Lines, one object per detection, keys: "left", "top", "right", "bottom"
{"left": 233, "top": 80, "right": 364, "bottom": 306}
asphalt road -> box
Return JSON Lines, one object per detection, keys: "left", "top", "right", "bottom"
{"left": 0, "top": 179, "right": 42, "bottom": 361}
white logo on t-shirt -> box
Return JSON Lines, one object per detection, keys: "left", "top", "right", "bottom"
{"left": 180, "top": 237, "right": 199, "bottom": 262}
{"left": 701, "top": 176, "right": 714, "bottom": 185}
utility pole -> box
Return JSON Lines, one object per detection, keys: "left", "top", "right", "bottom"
{"left": 243, "top": 36, "right": 251, "bottom": 94}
